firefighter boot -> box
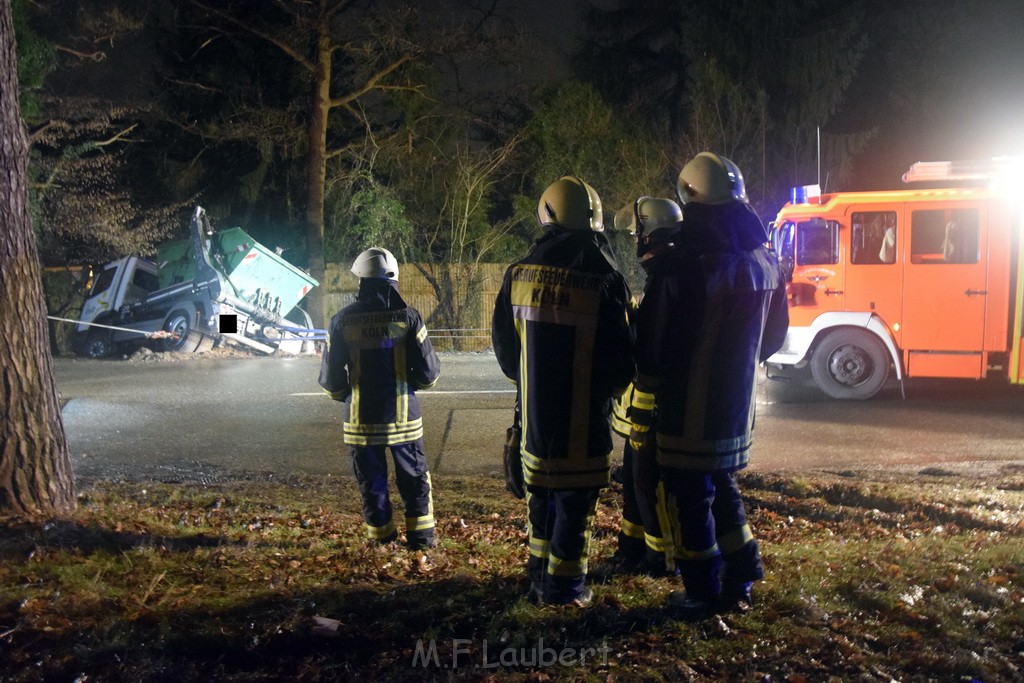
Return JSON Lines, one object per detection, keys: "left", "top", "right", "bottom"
{"left": 545, "top": 578, "right": 593, "bottom": 607}
{"left": 527, "top": 555, "right": 547, "bottom": 604}
{"left": 667, "top": 555, "right": 722, "bottom": 621}
{"left": 719, "top": 541, "right": 763, "bottom": 613}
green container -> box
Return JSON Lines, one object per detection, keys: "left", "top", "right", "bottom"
{"left": 156, "top": 227, "right": 318, "bottom": 315}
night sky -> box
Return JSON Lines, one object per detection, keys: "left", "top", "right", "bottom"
{"left": 519, "top": 0, "right": 1024, "bottom": 190}
{"left": 852, "top": 0, "right": 1024, "bottom": 187}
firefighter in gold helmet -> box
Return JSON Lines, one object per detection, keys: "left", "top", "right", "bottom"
{"left": 492, "top": 176, "right": 634, "bottom": 606}
{"left": 633, "top": 153, "right": 788, "bottom": 618}
{"left": 319, "top": 247, "right": 441, "bottom": 550}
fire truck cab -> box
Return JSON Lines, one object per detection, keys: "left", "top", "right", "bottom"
{"left": 767, "top": 159, "right": 1024, "bottom": 399}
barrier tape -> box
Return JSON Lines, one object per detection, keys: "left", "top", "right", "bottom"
{"left": 49, "top": 316, "right": 491, "bottom": 343}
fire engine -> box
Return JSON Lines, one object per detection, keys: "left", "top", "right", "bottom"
{"left": 767, "top": 158, "right": 1024, "bottom": 399}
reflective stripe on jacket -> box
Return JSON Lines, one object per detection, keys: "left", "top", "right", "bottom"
{"left": 319, "top": 279, "right": 441, "bottom": 446}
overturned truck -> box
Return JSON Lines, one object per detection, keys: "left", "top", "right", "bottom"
{"left": 75, "top": 206, "right": 320, "bottom": 358}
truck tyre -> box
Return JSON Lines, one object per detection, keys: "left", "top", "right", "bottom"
{"left": 162, "top": 309, "right": 202, "bottom": 353}
{"left": 810, "top": 329, "right": 889, "bottom": 400}
{"left": 83, "top": 331, "right": 112, "bottom": 359}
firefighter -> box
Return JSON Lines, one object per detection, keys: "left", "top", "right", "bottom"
{"left": 492, "top": 176, "right": 634, "bottom": 606}
{"left": 606, "top": 197, "right": 683, "bottom": 576}
{"left": 632, "top": 153, "right": 788, "bottom": 619}
{"left": 319, "top": 247, "right": 441, "bottom": 550}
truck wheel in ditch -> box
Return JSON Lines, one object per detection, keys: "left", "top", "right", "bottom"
{"left": 162, "top": 309, "right": 202, "bottom": 353}
{"left": 810, "top": 329, "right": 889, "bottom": 400}
{"left": 83, "top": 332, "right": 112, "bottom": 359}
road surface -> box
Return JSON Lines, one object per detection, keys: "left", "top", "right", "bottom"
{"left": 54, "top": 352, "right": 1024, "bottom": 483}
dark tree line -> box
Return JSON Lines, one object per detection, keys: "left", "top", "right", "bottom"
{"left": 17, "top": 0, "right": 991, "bottom": 315}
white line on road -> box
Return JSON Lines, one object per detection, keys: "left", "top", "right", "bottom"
{"left": 290, "top": 389, "right": 516, "bottom": 396}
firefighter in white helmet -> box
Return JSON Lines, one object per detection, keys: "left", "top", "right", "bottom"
{"left": 633, "top": 153, "right": 788, "bottom": 619}
{"left": 492, "top": 176, "right": 634, "bottom": 606}
{"left": 319, "top": 247, "right": 441, "bottom": 550}
{"left": 605, "top": 197, "right": 682, "bottom": 577}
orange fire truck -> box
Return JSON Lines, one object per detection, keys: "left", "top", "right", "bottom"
{"left": 767, "top": 158, "right": 1024, "bottom": 399}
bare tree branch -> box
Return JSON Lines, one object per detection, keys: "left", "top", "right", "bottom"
{"left": 165, "top": 77, "right": 221, "bottom": 94}
{"left": 55, "top": 45, "right": 105, "bottom": 61}
{"left": 93, "top": 124, "right": 139, "bottom": 148}
{"left": 29, "top": 120, "right": 55, "bottom": 144}
{"left": 186, "top": 0, "right": 316, "bottom": 73}
{"left": 330, "top": 55, "right": 414, "bottom": 108}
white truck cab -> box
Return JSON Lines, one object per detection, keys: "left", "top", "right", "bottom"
{"left": 78, "top": 258, "right": 160, "bottom": 334}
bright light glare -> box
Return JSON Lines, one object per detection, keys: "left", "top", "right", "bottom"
{"left": 989, "top": 156, "right": 1024, "bottom": 194}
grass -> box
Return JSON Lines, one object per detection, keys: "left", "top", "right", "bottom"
{"left": 1, "top": 468, "right": 1023, "bottom": 681}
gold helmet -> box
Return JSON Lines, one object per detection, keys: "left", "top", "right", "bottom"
{"left": 537, "top": 176, "right": 604, "bottom": 231}
{"left": 351, "top": 247, "right": 399, "bottom": 280}
{"left": 676, "top": 152, "right": 748, "bottom": 205}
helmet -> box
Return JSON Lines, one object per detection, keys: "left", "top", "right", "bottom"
{"left": 617, "top": 196, "right": 683, "bottom": 242}
{"left": 537, "top": 175, "right": 604, "bottom": 231}
{"left": 351, "top": 247, "right": 399, "bottom": 280}
{"left": 676, "top": 152, "right": 748, "bottom": 205}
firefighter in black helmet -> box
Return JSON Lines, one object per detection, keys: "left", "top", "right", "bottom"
{"left": 633, "top": 153, "right": 788, "bottom": 619}
{"left": 492, "top": 176, "right": 634, "bottom": 606}
{"left": 319, "top": 247, "right": 441, "bottom": 550}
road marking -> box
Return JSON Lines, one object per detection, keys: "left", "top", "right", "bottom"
{"left": 291, "top": 389, "right": 516, "bottom": 396}
{"left": 420, "top": 389, "right": 516, "bottom": 394}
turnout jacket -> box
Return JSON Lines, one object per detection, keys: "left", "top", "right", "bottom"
{"left": 635, "top": 201, "right": 788, "bottom": 473}
{"left": 492, "top": 227, "right": 634, "bottom": 488}
{"left": 319, "top": 279, "right": 441, "bottom": 446}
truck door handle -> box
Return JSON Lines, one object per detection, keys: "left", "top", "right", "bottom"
{"left": 824, "top": 288, "right": 843, "bottom": 295}
{"left": 965, "top": 289, "right": 988, "bottom": 296}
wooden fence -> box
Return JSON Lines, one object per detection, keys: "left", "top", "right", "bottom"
{"left": 323, "top": 262, "right": 510, "bottom": 352}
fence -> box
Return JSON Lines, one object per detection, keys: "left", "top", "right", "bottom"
{"left": 323, "top": 262, "right": 509, "bottom": 352}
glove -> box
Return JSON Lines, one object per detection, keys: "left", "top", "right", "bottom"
{"left": 503, "top": 425, "right": 525, "bottom": 499}
{"left": 628, "top": 424, "right": 650, "bottom": 453}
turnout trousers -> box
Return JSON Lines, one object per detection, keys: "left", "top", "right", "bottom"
{"left": 661, "top": 468, "right": 763, "bottom": 601}
{"left": 617, "top": 441, "right": 674, "bottom": 570}
{"left": 350, "top": 439, "right": 435, "bottom": 548}
{"left": 526, "top": 487, "right": 601, "bottom": 603}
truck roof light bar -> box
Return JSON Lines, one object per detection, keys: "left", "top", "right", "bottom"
{"left": 903, "top": 157, "right": 1024, "bottom": 183}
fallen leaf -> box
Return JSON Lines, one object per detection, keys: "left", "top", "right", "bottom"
{"left": 311, "top": 615, "right": 341, "bottom": 637}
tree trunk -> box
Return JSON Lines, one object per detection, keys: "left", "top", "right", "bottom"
{"left": 0, "top": 0, "right": 76, "bottom": 518}
{"left": 303, "top": 13, "right": 331, "bottom": 328}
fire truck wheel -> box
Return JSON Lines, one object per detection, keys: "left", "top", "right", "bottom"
{"left": 810, "top": 329, "right": 889, "bottom": 400}
{"left": 162, "top": 309, "right": 203, "bottom": 353}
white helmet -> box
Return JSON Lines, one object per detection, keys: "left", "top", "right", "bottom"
{"left": 617, "top": 196, "right": 683, "bottom": 242}
{"left": 537, "top": 175, "right": 604, "bottom": 231}
{"left": 351, "top": 247, "right": 399, "bottom": 280}
{"left": 676, "top": 152, "right": 748, "bottom": 205}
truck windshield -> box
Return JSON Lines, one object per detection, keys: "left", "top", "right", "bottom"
{"left": 796, "top": 218, "right": 840, "bottom": 265}
{"left": 89, "top": 266, "right": 117, "bottom": 297}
